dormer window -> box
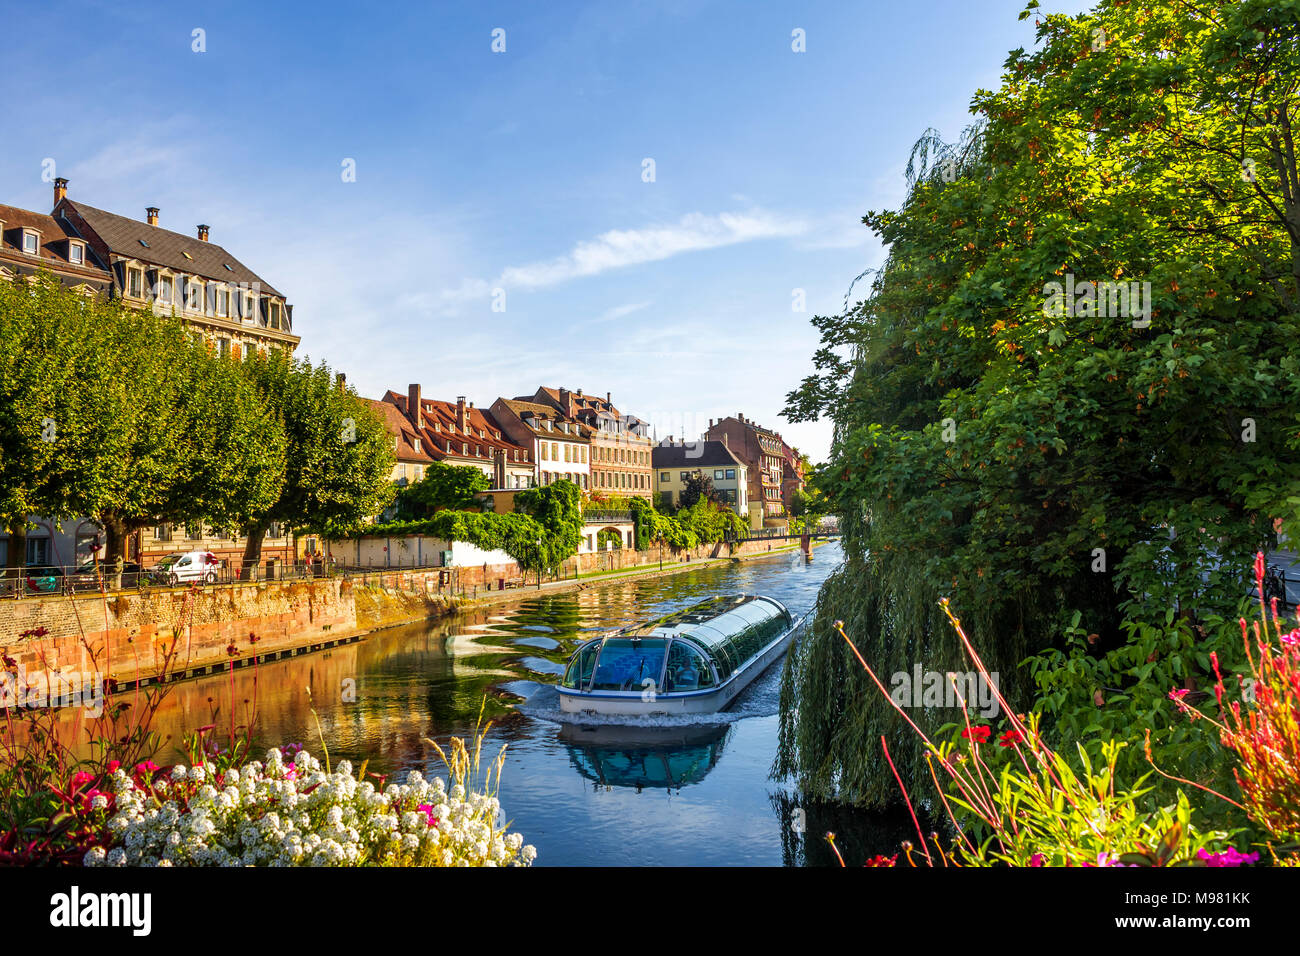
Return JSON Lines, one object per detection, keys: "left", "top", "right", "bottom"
{"left": 268, "top": 300, "right": 282, "bottom": 330}
{"left": 413, "top": 438, "right": 422, "bottom": 454}
{"left": 216, "top": 286, "right": 229, "bottom": 316}
{"left": 22, "top": 231, "right": 39, "bottom": 255}
{"left": 68, "top": 241, "right": 84, "bottom": 265}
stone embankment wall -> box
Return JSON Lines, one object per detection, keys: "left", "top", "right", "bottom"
{"left": 1, "top": 537, "right": 804, "bottom": 694}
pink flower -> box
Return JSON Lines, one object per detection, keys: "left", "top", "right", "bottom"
{"left": 1168, "top": 689, "right": 1189, "bottom": 701}
{"left": 1196, "top": 847, "right": 1260, "bottom": 867}
{"left": 416, "top": 804, "right": 440, "bottom": 827}
{"left": 106, "top": 760, "right": 120, "bottom": 773}
{"left": 69, "top": 771, "right": 94, "bottom": 791}
{"left": 1028, "top": 853, "right": 1045, "bottom": 867}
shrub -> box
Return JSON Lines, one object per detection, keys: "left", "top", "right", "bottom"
{"left": 85, "top": 743, "right": 534, "bottom": 868}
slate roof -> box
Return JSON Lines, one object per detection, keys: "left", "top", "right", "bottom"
{"left": 0, "top": 204, "right": 112, "bottom": 282}
{"left": 652, "top": 440, "right": 745, "bottom": 469}
{"left": 62, "top": 200, "right": 283, "bottom": 297}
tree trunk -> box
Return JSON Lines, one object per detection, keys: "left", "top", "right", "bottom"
{"left": 101, "top": 514, "right": 131, "bottom": 590}
{"left": 5, "top": 520, "right": 25, "bottom": 572}
{"left": 241, "top": 519, "right": 271, "bottom": 579}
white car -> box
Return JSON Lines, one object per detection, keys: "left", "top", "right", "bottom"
{"left": 152, "top": 550, "right": 221, "bottom": 585}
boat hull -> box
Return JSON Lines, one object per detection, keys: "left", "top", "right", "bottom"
{"left": 557, "top": 615, "right": 804, "bottom": 717}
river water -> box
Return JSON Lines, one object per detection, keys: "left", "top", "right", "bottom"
{"left": 57, "top": 541, "right": 918, "bottom": 865}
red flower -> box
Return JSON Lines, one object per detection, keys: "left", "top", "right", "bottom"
{"left": 106, "top": 760, "right": 120, "bottom": 773}
{"left": 1254, "top": 551, "right": 1266, "bottom": 588}
{"left": 961, "top": 725, "right": 991, "bottom": 744}
{"left": 998, "top": 729, "right": 1024, "bottom": 747}
{"left": 863, "top": 854, "right": 897, "bottom": 867}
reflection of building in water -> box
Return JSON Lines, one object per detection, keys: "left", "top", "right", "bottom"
{"left": 561, "top": 723, "right": 731, "bottom": 792}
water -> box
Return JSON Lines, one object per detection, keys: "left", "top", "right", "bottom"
{"left": 57, "top": 541, "right": 921, "bottom": 865}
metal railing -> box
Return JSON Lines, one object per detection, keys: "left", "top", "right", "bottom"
{"left": 0, "top": 559, "right": 348, "bottom": 599}
{"left": 582, "top": 509, "right": 634, "bottom": 522}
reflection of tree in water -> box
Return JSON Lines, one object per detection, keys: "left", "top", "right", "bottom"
{"left": 770, "top": 791, "right": 943, "bottom": 867}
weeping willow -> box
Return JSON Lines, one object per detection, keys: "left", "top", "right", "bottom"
{"left": 775, "top": 1, "right": 1300, "bottom": 809}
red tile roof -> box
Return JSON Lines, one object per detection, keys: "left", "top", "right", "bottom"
{"left": 378, "top": 391, "right": 533, "bottom": 465}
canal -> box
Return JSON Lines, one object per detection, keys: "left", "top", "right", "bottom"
{"left": 78, "top": 541, "right": 916, "bottom": 865}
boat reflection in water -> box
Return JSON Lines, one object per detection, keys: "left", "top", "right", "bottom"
{"left": 561, "top": 722, "right": 731, "bottom": 793}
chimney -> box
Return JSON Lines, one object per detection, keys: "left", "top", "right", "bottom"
{"left": 559, "top": 387, "right": 571, "bottom": 416}
{"left": 53, "top": 178, "right": 68, "bottom": 204}
{"left": 408, "top": 384, "right": 422, "bottom": 429}
{"left": 336, "top": 372, "right": 347, "bottom": 393}
{"left": 456, "top": 396, "right": 467, "bottom": 432}
{"left": 576, "top": 388, "right": 583, "bottom": 397}
{"left": 606, "top": 392, "right": 611, "bottom": 405}
{"left": 197, "top": 224, "right": 210, "bottom": 241}
{"left": 146, "top": 207, "right": 159, "bottom": 226}
{"left": 709, "top": 418, "right": 714, "bottom": 428}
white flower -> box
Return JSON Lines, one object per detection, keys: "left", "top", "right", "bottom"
{"left": 188, "top": 766, "right": 206, "bottom": 784}
{"left": 107, "top": 848, "right": 127, "bottom": 866}
{"left": 91, "top": 794, "right": 109, "bottom": 811}
{"left": 171, "top": 765, "right": 188, "bottom": 781}
{"left": 83, "top": 846, "right": 107, "bottom": 866}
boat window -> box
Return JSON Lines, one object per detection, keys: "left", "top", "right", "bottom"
{"left": 687, "top": 624, "right": 737, "bottom": 680}
{"left": 563, "top": 642, "right": 601, "bottom": 689}
{"left": 589, "top": 638, "right": 668, "bottom": 692}
{"left": 664, "top": 640, "right": 716, "bottom": 692}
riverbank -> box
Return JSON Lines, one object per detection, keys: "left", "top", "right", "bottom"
{"left": 0, "top": 539, "right": 829, "bottom": 698}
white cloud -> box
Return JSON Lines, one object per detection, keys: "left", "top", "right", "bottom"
{"left": 424, "top": 209, "right": 808, "bottom": 316}
{"left": 498, "top": 210, "right": 806, "bottom": 289}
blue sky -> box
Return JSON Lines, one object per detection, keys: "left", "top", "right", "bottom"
{"left": 1, "top": 0, "right": 1082, "bottom": 462}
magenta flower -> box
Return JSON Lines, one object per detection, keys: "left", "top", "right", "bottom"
{"left": 1196, "top": 847, "right": 1260, "bottom": 867}
{"left": 416, "top": 804, "right": 440, "bottom": 827}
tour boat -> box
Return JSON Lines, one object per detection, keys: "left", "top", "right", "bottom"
{"left": 557, "top": 594, "right": 804, "bottom": 716}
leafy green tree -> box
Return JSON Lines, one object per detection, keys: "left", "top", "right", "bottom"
{"left": 0, "top": 276, "right": 285, "bottom": 570}
{"left": 238, "top": 351, "right": 393, "bottom": 571}
{"left": 395, "top": 462, "right": 491, "bottom": 519}
{"left": 679, "top": 472, "right": 719, "bottom": 509}
{"left": 513, "top": 480, "right": 583, "bottom": 569}
{"left": 777, "top": 0, "right": 1300, "bottom": 807}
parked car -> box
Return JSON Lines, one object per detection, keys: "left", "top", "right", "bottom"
{"left": 150, "top": 551, "right": 221, "bottom": 585}
{"left": 67, "top": 561, "right": 145, "bottom": 592}
{"left": 22, "top": 565, "right": 64, "bottom": 595}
